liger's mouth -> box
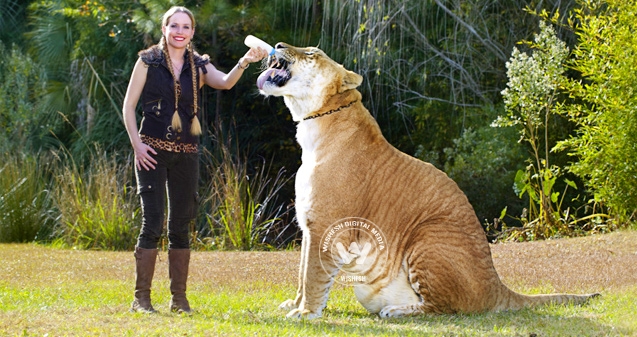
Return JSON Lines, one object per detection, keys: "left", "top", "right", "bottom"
{"left": 257, "top": 55, "right": 292, "bottom": 90}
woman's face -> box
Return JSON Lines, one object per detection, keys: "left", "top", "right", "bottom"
{"left": 162, "top": 12, "right": 194, "bottom": 50}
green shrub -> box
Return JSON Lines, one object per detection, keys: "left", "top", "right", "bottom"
{"left": 556, "top": 0, "right": 637, "bottom": 223}
{"left": 0, "top": 42, "right": 48, "bottom": 152}
{"left": 442, "top": 120, "right": 527, "bottom": 229}
{"left": 494, "top": 20, "right": 592, "bottom": 241}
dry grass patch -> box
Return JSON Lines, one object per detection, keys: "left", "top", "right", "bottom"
{"left": 492, "top": 231, "right": 637, "bottom": 293}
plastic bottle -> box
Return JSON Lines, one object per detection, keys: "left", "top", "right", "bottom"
{"left": 244, "top": 35, "right": 275, "bottom": 56}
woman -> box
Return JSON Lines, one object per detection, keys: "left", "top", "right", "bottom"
{"left": 122, "top": 6, "right": 267, "bottom": 314}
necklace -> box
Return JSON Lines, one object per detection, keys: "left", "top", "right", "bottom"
{"left": 172, "top": 61, "right": 183, "bottom": 75}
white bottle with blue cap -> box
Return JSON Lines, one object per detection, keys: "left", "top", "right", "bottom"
{"left": 244, "top": 35, "right": 275, "bottom": 56}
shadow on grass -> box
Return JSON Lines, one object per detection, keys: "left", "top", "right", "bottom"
{"left": 190, "top": 290, "right": 618, "bottom": 337}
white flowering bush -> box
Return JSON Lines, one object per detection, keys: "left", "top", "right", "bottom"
{"left": 494, "top": 21, "right": 574, "bottom": 240}
{"left": 497, "top": 21, "right": 568, "bottom": 130}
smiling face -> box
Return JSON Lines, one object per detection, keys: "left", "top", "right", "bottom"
{"left": 161, "top": 10, "right": 195, "bottom": 50}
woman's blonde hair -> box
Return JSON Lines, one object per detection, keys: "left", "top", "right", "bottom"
{"left": 161, "top": 6, "right": 201, "bottom": 136}
{"left": 162, "top": 6, "right": 196, "bottom": 29}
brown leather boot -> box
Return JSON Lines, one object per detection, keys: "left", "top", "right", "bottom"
{"left": 130, "top": 247, "right": 158, "bottom": 313}
{"left": 168, "top": 248, "right": 192, "bottom": 314}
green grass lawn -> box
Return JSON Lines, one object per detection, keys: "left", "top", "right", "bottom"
{"left": 1, "top": 231, "right": 636, "bottom": 336}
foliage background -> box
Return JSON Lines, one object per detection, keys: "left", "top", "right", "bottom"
{"left": 0, "top": 0, "right": 634, "bottom": 249}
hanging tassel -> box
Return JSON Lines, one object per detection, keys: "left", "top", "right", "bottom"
{"left": 171, "top": 110, "right": 182, "bottom": 132}
{"left": 190, "top": 115, "right": 202, "bottom": 136}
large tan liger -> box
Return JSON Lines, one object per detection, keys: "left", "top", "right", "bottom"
{"left": 257, "top": 43, "right": 599, "bottom": 319}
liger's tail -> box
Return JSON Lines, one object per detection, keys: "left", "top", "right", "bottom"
{"left": 493, "top": 286, "right": 600, "bottom": 311}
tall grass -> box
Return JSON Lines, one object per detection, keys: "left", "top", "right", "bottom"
{"left": 46, "top": 142, "right": 293, "bottom": 251}
{"left": 200, "top": 145, "right": 294, "bottom": 251}
{"left": 1, "top": 132, "right": 295, "bottom": 251}
{"left": 0, "top": 151, "right": 55, "bottom": 243}
{"left": 52, "top": 148, "right": 139, "bottom": 250}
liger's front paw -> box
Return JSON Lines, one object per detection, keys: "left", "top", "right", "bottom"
{"left": 285, "top": 308, "right": 321, "bottom": 319}
{"left": 278, "top": 299, "right": 298, "bottom": 311}
{"left": 378, "top": 305, "right": 411, "bottom": 318}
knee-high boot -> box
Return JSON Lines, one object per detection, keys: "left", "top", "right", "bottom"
{"left": 130, "top": 247, "right": 158, "bottom": 313}
{"left": 169, "top": 248, "right": 192, "bottom": 314}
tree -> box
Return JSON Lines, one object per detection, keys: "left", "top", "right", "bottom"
{"left": 25, "top": 0, "right": 148, "bottom": 156}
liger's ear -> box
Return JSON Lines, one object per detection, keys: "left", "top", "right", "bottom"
{"left": 340, "top": 69, "right": 363, "bottom": 92}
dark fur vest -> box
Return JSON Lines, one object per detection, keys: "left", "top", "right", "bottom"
{"left": 137, "top": 45, "right": 210, "bottom": 146}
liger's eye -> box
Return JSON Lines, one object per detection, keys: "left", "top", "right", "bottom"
{"left": 305, "top": 48, "right": 321, "bottom": 56}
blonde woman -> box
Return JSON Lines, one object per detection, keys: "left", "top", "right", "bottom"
{"left": 122, "top": 6, "right": 267, "bottom": 314}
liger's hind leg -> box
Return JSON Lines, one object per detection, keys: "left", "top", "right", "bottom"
{"left": 378, "top": 272, "right": 441, "bottom": 318}
{"left": 378, "top": 266, "right": 447, "bottom": 318}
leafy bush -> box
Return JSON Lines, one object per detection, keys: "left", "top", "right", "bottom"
{"left": 493, "top": 15, "right": 624, "bottom": 241}
{"left": 556, "top": 0, "right": 637, "bottom": 223}
{"left": 442, "top": 119, "right": 527, "bottom": 229}
{"left": 0, "top": 42, "right": 47, "bottom": 151}
{"left": 494, "top": 20, "right": 591, "bottom": 241}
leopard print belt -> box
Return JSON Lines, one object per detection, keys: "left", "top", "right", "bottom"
{"left": 140, "top": 134, "right": 198, "bottom": 154}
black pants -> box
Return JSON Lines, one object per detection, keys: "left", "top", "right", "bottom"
{"left": 135, "top": 149, "right": 199, "bottom": 249}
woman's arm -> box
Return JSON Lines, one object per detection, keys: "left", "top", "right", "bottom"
{"left": 201, "top": 47, "right": 267, "bottom": 90}
{"left": 122, "top": 58, "right": 157, "bottom": 171}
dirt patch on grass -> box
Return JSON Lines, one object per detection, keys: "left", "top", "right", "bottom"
{"left": 491, "top": 230, "right": 637, "bottom": 293}
{"left": 189, "top": 251, "right": 300, "bottom": 290}
{"left": 190, "top": 230, "right": 637, "bottom": 294}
